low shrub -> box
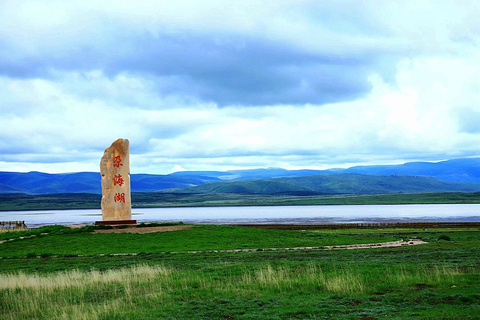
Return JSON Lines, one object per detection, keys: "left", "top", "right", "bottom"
{"left": 438, "top": 235, "right": 451, "bottom": 241}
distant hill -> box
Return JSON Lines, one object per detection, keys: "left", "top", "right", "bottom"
{"left": 1, "top": 157, "right": 480, "bottom": 194}
{"left": 164, "top": 173, "right": 480, "bottom": 195}
{"left": 169, "top": 158, "right": 480, "bottom": 184}
{"left": 0, "top": 171, "right": 221, "bottom": 194}
{"left": 168, "top": 168, "right": 327, "bottom": 182}
{"left": 331, "top": 158, "right": 480, "bottom": 183}
{"left": 0, "top": 172, "right": 102, "bottom": 194}
{"left": 0, "top": 183, "right": 28, "bottom": 194}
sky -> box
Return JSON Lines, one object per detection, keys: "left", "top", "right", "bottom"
{"left": 1, "top": 1, "right": 480, "bottom": 174}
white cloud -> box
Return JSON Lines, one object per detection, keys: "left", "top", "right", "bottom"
{"left": 2, "top": 50, "right": 480, "bottom": 173}
{"left": 1, "top": 1, "right": 480, "bottom": 174}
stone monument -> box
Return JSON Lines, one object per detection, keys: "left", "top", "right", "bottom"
{"left": 96, "top": 138, "right": 136, "bottom": 225}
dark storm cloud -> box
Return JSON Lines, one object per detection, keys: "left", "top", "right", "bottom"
{"left": 114, "top": 34, "right": 377, "bottom": 106}
{"left": 0, "top": 26, "right": 384, "bottom": 106}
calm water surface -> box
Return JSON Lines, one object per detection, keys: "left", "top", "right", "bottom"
{"left": 1, "top": 204, "right": 480, "bottom": 227}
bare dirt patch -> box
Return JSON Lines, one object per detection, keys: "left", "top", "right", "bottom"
{"left": 341, "top": 239, "right": 427, "bottom": 250}
{"left": 93, "top": 225, "right": 192, "bottom": 234}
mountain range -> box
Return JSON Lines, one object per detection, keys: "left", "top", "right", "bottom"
{"left": 1, "top": 157, "right": 480, "bottom": 195}
{"left": 165, "top": 173, "right": 480, "bottom": 195}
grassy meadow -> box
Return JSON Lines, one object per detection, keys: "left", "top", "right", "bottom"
{"left": 0, "top": 224, "right": 479, "bottom": 319}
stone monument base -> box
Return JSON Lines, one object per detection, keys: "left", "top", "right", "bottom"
{"left": 95, "top": 220, "right": 137, "bottom": 226}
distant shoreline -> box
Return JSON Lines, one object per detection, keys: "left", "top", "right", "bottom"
{"left": 3, "top": 203, "right": 480, "bottom": 228}
{"left": 1, "top": 191, "right": 480, "bottom": 211}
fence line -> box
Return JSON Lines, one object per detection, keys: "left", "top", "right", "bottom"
{"left": 0, "top": 221, "right": 27, "bottom": 229}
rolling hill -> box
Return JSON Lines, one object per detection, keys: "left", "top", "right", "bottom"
{"left": 1, "top": 157, "right": 480, "bottom": 194}
{"left": 0, "top": 171, "right": 221, "bottom": 194}
{"left": 164, "top": 173, "right": 480, "bottom": 195}
{"left": 335, "top": 158, "right": 480, "bottom": 183}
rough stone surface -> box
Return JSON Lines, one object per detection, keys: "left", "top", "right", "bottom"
{"left": 100, "top": 138, "right": 132, "bottom": 221}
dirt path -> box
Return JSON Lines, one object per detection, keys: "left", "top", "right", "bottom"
{"left": 164, "top": 239, "right": 428, "bottom": 254}
{"left": 2, "top": 225, "right": 428, "bottom": 258}
{"left": 93, "top": 225, "right": 192, "bottom": 234}
{"left": 0, "top": 226, "right": 190, "bottom": 245}
{"left": 0, "top": 233, "right": 48, "bottom": 245}
{"left": 3, "top": 238, "right": 428, "bottom": 259}
{"left": 90, "top": 239, "right": 428, "bottom": 258}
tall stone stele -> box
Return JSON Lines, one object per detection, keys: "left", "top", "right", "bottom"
{"left": 98, "top": 138, "right": 136, "bottom": 225}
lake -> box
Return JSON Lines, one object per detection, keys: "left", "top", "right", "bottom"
{"left": 1, "top": 204, "right": 480, "bottom": 227}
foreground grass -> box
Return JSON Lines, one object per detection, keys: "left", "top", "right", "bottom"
{"left": 0, "top": 225, "right": 479, "bottom": 319}
{"left": 1, "top": 262, "right": 478, "bottom": 319}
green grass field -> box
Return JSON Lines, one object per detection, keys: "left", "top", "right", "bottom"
{"left": 0, "top": 224, "right": 479, "bottom": 319}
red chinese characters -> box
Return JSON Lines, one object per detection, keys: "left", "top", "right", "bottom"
{"left": 112, "top": 155, "right": 125, "bottom": 204}
{"left": 113, "top": 174, "right": 124, "bottom": 187}
{"left": 114, "top": 193, "right": 126, "bottom": 203}
{"left": 113, "top": 156, "right": 123, "bottom": 168}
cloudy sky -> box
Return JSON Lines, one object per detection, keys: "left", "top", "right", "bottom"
{"left": 1, "top": 1, "right": 480, "bottom": 174}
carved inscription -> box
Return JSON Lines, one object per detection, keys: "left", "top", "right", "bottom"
{"left": 100, "top": 139, "right": 132, "bottom": 221}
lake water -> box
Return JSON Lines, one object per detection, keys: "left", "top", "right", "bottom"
{"left": 1, "top": 204, "right": 480, "bottom": 227}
